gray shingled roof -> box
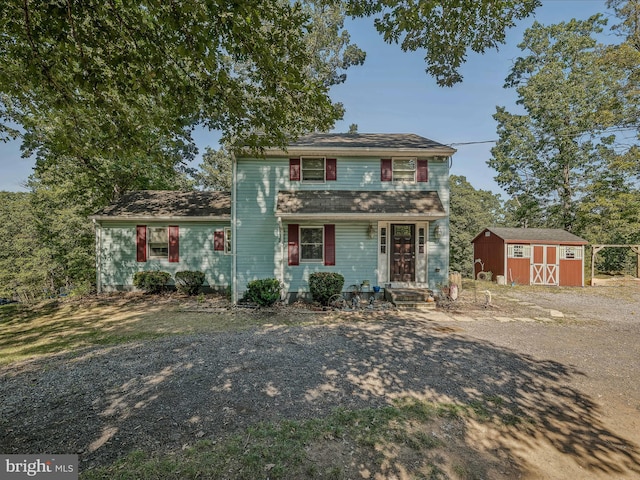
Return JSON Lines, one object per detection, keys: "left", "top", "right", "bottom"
{"left": 287, "top": 133, "right": 452, "bottom": 150}
{"left": 276, "top": 190, "right": 445, "bottom": 218}
{"left": 91, "top": 190, "right": 231, "bottom": 219}
{"left": 481, "top": 227, "right": 588, "bottom": 244}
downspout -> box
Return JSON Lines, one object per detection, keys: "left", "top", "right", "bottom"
{"left": 93, "top": 219, "right": 102, "bottom": 294}
{"left": 231, "top": 150, "right": 238, "bottom": 304}
{"left": 278, "top": 217, "right": 284, "bottom": 295}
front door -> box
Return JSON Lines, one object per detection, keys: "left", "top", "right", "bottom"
{"left": 391, "top": 224, "right": 415, "bottom": 282}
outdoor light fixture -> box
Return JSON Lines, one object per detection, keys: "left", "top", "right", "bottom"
{"left": 433, "top": 225, "right": 443, "bottom": 240}
{"left": 368, "top": 223, "right": 376, "bottom": 239}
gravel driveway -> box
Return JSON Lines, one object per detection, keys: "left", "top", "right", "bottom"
{"left": 1, "top": 283, "right": 639, "bottom": 478}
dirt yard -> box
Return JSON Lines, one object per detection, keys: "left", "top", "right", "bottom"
{"left": 1, "top": 281, "right": 639, "bottom": 479}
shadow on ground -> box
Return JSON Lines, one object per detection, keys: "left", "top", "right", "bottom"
{"left": 1, "top": 318, "right": 639, "bottom": 478}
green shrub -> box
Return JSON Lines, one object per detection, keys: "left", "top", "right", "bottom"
{"left": 133, "top": 271, "right": 171, "bottom": 294}
{"left": 245, "top": 278, "right": 282, "bottom": 306}
{"left": 309, "top": 272, "right": 344, "bottom": 305}
{"left": 175, "top": 271, "right": 206, "bottom": 295}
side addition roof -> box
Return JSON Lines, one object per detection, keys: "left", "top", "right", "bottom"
{"left": 90, "top": 190, "right": 231, "bottom": 222}
{"left": 473, "top": 227, "right": 588, "bottom": 245}
{"left": 276, "top": 190, "right": 446, "bottom": 221}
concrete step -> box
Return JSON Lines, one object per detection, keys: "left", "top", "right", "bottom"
{"left": 394, "top": 301, "right": 436, "bottom": 311}
{"left": 385, "top": 288, "right": 436, "bottom": 311}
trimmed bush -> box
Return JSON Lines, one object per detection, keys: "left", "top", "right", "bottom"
{"left": 309, "top": 272, "right": 344, "bottom": 305}
{"left": 133, "top": 271, "right": 171, "bottom": 294}
{"left": 175, "top": 271, "right": 206, "bottom": 295}
{"left": 245, "top": 278, "right": 282, "bottom": 306}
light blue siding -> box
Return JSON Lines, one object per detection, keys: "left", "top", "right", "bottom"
{"left": 235, "top": 155, "right": 450, "bottom": 298}
{"left": 97, "top": 221, "right": 231, "bottom": 290}
{"left": 283, "top": 222, "right": 379, "bottom": 295}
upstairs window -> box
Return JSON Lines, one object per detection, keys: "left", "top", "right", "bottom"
{"left": 381, "top": 158, "right": 428, "bottom": 182}
{"left": 290, "top": 158, "right": 337, "bottom": 181}
{"left": 302, "top": 157, "right": 325, "bottom": 181}
{"left": 392, "top": 158, "right": 416, "bottom": 182}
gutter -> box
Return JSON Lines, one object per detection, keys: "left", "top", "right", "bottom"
{"left": 88, "top": 215, "right": 231, "bottom": 222}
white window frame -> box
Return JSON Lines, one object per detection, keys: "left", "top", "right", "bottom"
{"left": 392, "top": 157, "right": 417, "bottom": 183}
{"left": 508, "top": 244, "right": 531, "bottom": 259}
{"left": 300, "top": 226, "right": 324, "bottom": 263}
{"left": 224, "top": 227, "right": 232, "bottom": 255}
{"left": 148, "top": 226, "right": 169, "bottom": 259}
{"left": 560, "top": 246, "right": 582, "bottom": 260}
{"left": 301, "top": 156, "right": 326, "bottom": 182}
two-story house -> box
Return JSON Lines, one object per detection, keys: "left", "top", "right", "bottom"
{"left": 90, "top": 133, "right": 455, "bottom": 302}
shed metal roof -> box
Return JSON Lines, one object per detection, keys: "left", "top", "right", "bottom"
{"left": 90, "top": 190, "right": 231, "bottom": 220}
{"left": 474, "top": 227, "right": 588, "bottom": 245}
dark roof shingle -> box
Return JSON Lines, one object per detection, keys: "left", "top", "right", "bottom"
{"left": 277, "top": 190, "right": 445, "bottom": 217}
{"left": 286, "top": 133, "right": 451, "bottom": 150}
{"left": 91, "top": 190, "right": 231, "bottom": 219}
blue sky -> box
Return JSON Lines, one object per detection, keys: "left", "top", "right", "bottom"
{"left": 0, "top": 0, "right": 609, "bottom": 193}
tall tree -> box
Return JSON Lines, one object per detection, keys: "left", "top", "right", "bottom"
{"left": 489, "top": 16, "right": 631, "bottom": 231}
{"left": 449, "top": 175, "right": 506, "bottom": 277}
{"left": 1, "top": 0, "right": 351, "bottom": 204}
{"left": 0, "top": 192, "right": 56, "bottom": 301}
{"left": 194, "top": 147, "right": 233, "bottom": 192}
{"left": 346, "top": 0, "right": 540, "bottom": 86}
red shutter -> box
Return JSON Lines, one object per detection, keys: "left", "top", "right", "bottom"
{"left": 417, "top": 159, "right": 428, "bottom": 182}
{"left": 168, "top": 225, "right": 179, "bottom": 262}
{"left": 288, "top": 224, "right": 299, "bottom": 266}
{"left": 289, "top": 158, "right": 301, "bottom": 181}
{"left": 326, "top": 158, "right": 337, "bottom": 181}
{"left": 324, "top": 224, "right": 335, "bottom": 266}
{"left": 214, "top": 230, "right": 225, "bottom": 251}
{"left": 136, "top": 225, "right": 147, "bottom": 262}
{"left": 381, "top": 159, "right": 392, "bottom": 181}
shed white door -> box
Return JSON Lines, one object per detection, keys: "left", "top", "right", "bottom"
{"left": 532, "top": 245, "right": 558, "bottom": 285}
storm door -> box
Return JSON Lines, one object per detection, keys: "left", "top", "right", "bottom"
{"left": 391, "top": 224, "right": 415, "bottom": 282}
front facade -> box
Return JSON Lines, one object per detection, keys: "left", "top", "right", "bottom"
{"left": 92, "top": 133, "right": 455, "bottom": 301}
{"left": 232, "top": 133, "right": 455, "bottom": 302}
{"left": 472, "top": 227, "right": 588, "bottom": 287}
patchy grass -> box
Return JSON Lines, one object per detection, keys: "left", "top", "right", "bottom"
{"left": 81, "top": 397, "right": 520, "bottom": 480}
{"left": 0, "top": 294, "right": 311, "bottom": 365}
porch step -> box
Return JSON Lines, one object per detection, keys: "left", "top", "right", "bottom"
{"left": 385, "top": 288, "right": 436, "bottom": 311}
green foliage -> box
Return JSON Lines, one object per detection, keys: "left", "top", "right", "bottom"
{"left": 245, "top": 278, "right": 283, "bottom": 307}
{"left": 0, "top": 192, "right": 53, "bottom": 302}
{"left": 490, "top": 14, "right": 639, "bottom": 240}
{"left": 449, "top": 176, "right": 507, "bottom": 277}
{"left": 194, "top": 147, "right": 233, "bottom": 192}
{"left": 175, "top": 271, "right": 206, "bottom": 296}
{"left": 346, "top": 0, "right": 540, "bottom": 86}
{"left": 309, "top": 272, "right": 345, "bottom": 305}
{"left": 133, "top": 271, "right": 172, "bottom": 294}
